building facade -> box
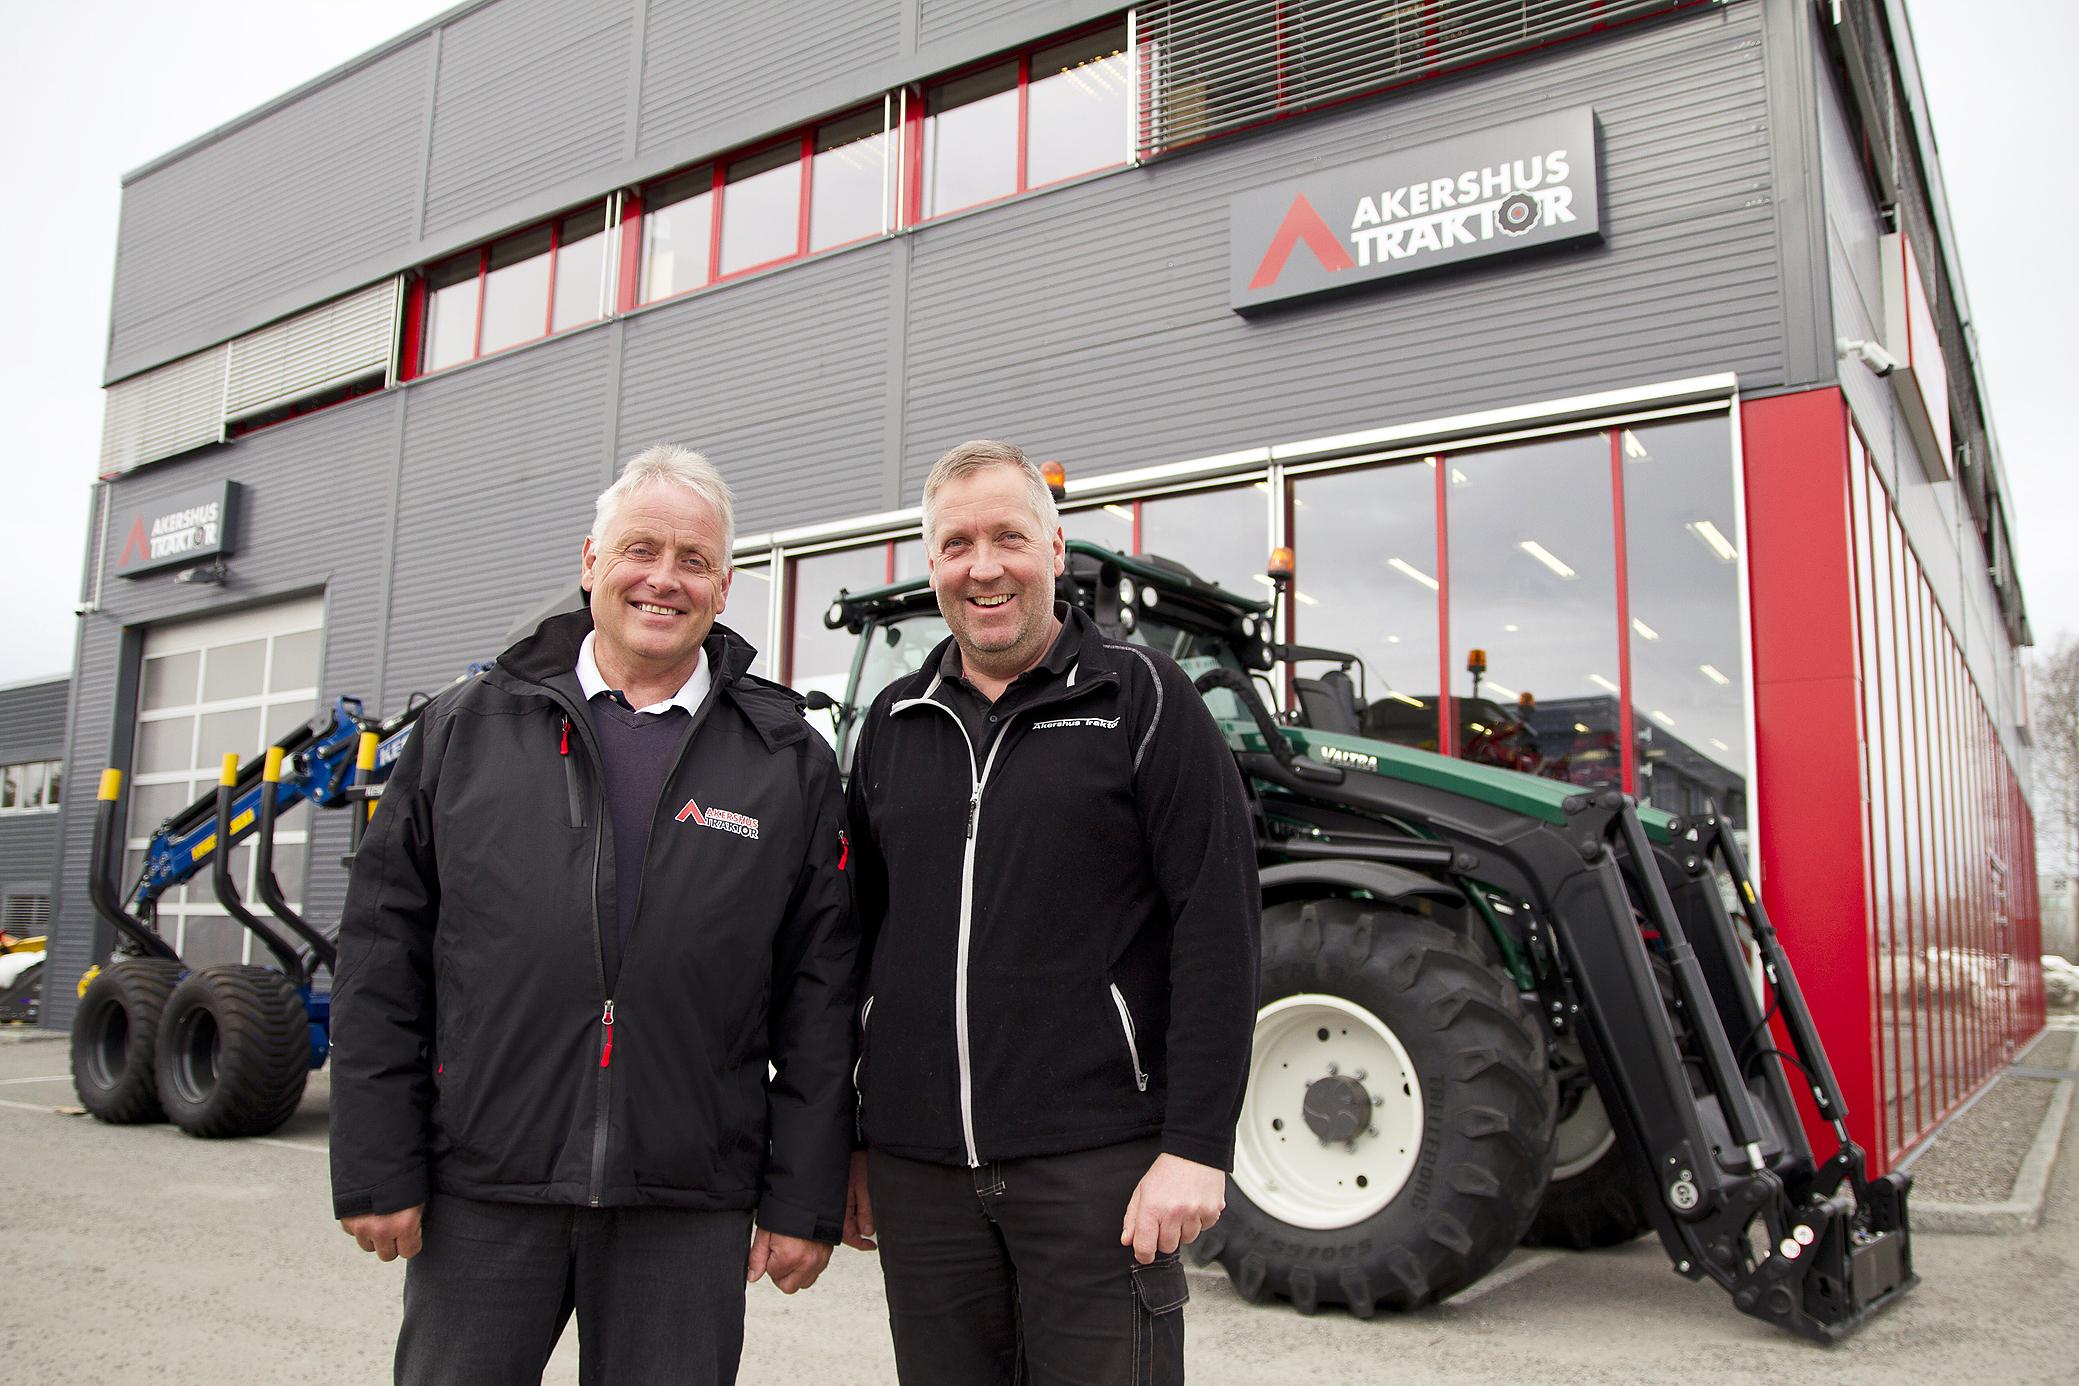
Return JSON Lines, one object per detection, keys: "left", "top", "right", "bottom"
{"left": 52, "top": 0, "right": 2042, "bottom": 1169}
{"left": 0, "top": 676, "right": 67, "bottom": 945}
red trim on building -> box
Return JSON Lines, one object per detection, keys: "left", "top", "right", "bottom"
{"left": 1434, "top": 454, "right": 1454, "bottom": 759}
{"left": 617, "top": 190, "right": 644, "bottom": 314}
{"left": 398, "top": 276, "right": 427, "bottom": 381}
{"left": 1740, "top": 388, "right": 1884, "bottom": 1169}
{"left": 1609, "top": 427, "right": 1638, "bottom": 794}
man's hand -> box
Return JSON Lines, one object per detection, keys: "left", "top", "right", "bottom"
{"left": 1120, "top": 1154, "right": 1226, "bottom": 1265}
{"left": 341, "top": 1205, "right": 425, "bottom": 1261}
{"left": 842, "top": 1151, "right": 878, "bottom": 1251}
{"left": 747, "top": 1228, "right": 833, "bottom": 1293}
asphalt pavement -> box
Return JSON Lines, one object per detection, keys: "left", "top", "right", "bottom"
{"left": 3, "top": 1026, "right": 2074, "bottom": 1385}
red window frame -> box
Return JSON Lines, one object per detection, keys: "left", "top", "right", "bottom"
{"left": 624, "top": 103, "right": 891, "bottom": 313}
{"left": 907, "top": 16, "right": 1132, "bottom": 226}
{"left": 400, "top": 203, "right": 610, "bottom": 380}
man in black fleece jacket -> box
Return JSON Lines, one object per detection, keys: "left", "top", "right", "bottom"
{"left": 330, "top": 445, "right": 855, "bottom": 1385}
{"left": 843, "top": 439, "right": 1260, "bottom": 1384}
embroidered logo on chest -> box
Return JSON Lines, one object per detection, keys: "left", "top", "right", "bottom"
{"left": 676, "top": 797, "right": 761, "bottom": 840}
{"left": 1029, "top": 715, "right": 1121, "bottom": 731}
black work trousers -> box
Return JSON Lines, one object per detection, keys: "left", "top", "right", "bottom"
{"left": 394, "top": 1192, "right": 753, "bottom": 1386}
{"left": 868, "top": 1137, "right": 1190, "bottom": 1386}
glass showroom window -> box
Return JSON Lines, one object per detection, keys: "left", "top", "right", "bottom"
{"left": 414, "top": 204, "right": 610, "bottom": 373}
{"left": 1617, "top": 416, "right": 1747, "bottom": 821}
{"left": 787, "top": 541, "right": 930, "bottom": 745}
{"left": 729, "top": 561, "right": 774, "bottom": 682}
{"left": 1445, "top": 435, "right": 1622, "bottom": 788}
{"left": 1061, "top": 486, "right": 1267, "bottom": 599}
{"left": 1287, "top": 460, "right": 1443, "bottom": 751}
{"left": 917, "top": 20, "right": 1130, "bottom": 221}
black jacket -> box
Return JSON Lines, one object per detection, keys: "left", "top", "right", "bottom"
{"left": 846, "top": 606, "right": 1259, "bottom": 1170}
{"left": 328, "top": 612, "right": 856, "bottom": 1243}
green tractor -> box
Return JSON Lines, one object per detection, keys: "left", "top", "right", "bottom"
{"left": 821, "top": 539, "right": 1915, "bottom": 1342}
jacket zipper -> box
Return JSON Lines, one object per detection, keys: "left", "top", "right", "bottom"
{"left": 892, "top": 674, "right": 1114, "bottom": 1168}
{"left": 1109, "top": 983, "right": 1149, "bottom": 1093}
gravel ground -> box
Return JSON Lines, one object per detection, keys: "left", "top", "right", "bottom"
{"left": 1909, "top": 1026, "right": 2076, "bottom": 1203}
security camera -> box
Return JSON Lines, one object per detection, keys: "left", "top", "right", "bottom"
{"left": 72, "top": 602, "right": 94, "bottom": 617}
{"left": 1837, "top": 338, "right": 1901, "bottom": 378}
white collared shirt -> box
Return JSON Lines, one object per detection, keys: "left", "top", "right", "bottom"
{"left": 576, "top": 631, "right": 711, "bottom": 716}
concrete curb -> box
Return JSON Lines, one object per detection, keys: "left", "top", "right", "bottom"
{"left": 1912, "top": 1018, "right": 2077, "bottom": 1235}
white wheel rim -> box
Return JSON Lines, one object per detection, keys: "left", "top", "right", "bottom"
{"left": 1232, "top": 993, "right": 1424, "bottom": 1230}
{"left": 1551, "top": 1085, "right": 1617, "bottom": 1181}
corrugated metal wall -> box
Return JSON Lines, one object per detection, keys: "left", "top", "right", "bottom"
{"left": 57, "top": 0, "right": 1811, "bottom": 1024}
{"left": 421, "top": 0, "right": 635, "bottom": 236}
{"left": 104, "top": 36, "right": 432, "bottom": 384}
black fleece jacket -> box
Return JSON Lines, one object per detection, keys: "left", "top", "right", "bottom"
{"left": 328, "top": 612, "right": 856, "bottom": 1242}
{"left": 846, "top": 606, "right": 1260, "bottom": 1170}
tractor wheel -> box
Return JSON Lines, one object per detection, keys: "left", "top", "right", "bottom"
{"left": 71, "top": 958, "right": 184, "bottom": 1123}
{"left": 154, "top": 965, "right": 310, "bottom": 1138}
{"left": 1521, "top": 1068, "right": 1650, "bottom": 1248}
{"left": 1200, "top": 900, "right": 1555, "bottom": 1316}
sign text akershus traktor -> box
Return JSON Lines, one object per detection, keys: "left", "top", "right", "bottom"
{"left": 113, "top": 481, "right": 242, "bottom": 578}
{"left": 1230, "top": 107, "right": 1603, "bottom": 312}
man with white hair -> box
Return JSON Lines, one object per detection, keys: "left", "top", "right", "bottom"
{"left": 330, "top": 444, "right": 856, "bottom": 1385}
{"left": 843, "top": 439, "right": 1260, "bottom": 1384}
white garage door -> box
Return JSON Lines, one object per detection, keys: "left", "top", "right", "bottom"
{"left": 126, "top": 597, "right": 324, "bottom": 969}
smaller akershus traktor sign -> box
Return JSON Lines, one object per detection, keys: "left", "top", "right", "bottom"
{"left": 1229, "top": 106, "right": 1602, "bottom": 312}
{"left": 114, "top": 481, "right": 242, "bottom": 578}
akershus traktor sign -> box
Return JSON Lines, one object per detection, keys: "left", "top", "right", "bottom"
{"left": 113, "top": 481, "right": 242, "bottom": 578}
{"left": 1230, "top": 106, "right": 1602, "bottom": 311}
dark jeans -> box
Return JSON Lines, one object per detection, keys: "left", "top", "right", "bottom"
{"left": 395, "top": 1193, "right": 753, "bottom": 1386}
{"left": 868, "top": 1138, "right": 1189, "bottom": 1386}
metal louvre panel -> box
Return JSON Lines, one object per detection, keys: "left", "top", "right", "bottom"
{"left": 1138, "top": 0, "right": 1685, "bottom": 154}
{"left": 1, "top": 894, "right": 51, "bottom": 936}
{"left": 224, "top": 281, "right": 397, "bottom": 420}
{"left": 98, "top": 345, "right": 228, "bottom": 476}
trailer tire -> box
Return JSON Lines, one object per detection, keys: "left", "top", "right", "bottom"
{"left": 154, "top": 965, "right": 310, "bottom": 1138}
{"left": 71, "top": 958, "right": 184, "bottom": 1123}
{"left": 1208, "top": 900, "right": 1555, "bottom": 1315}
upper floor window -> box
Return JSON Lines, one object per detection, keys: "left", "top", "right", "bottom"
{"left": 0, "top": 760, "right": 61, "bottom": 814}
{"left": 414, "top": 203, "right": 611, "bottom": 374}
{"left": 632, "top": 105, "right": 891, "bottom": 308}
{"left": 917, "top": 20, "right": 1130, "bottom": 221}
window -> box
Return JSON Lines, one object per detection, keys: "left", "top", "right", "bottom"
{"left": 641, "top": 168, "right": 716, "bottom": 302}
{"left": 409, "top": 203, "right": 611, "bottom": 375}
{"left": 634, "top": 105, "right": 891, "bottom": 306}
{"left": 0, "top": 761, "right": 62, "bottom": 813}
{"left": 916, "top": 21, "right": 1131, "bottom": 221}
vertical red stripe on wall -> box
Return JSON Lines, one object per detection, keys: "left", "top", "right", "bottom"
{"left": 398, "top": 277, "right": 427, "bottom": 381}
{"left": 1740, "top": 388, "right": 1885, "bottom": 1170}
{"left": 1609, "top": 428, "right": 1637, "bottom": 795}
{"left": 617, "top": 191, "right": 644, "bottom": 313}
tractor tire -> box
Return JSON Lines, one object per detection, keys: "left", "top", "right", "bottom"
{"left": 154, "top": 965, "right": 310, "bottom": 1139}
{"left": 1201, "top": 899, "right": 1556, "bottom": 1316}
{"left": 71, "top": 958, "right": 184, "bottom": 1123}
{"left": 1521, "top": 1080, "right": 1650, "bottom": 1248}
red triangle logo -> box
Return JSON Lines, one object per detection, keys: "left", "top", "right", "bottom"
{"left": 1248, "top": 194, "right": 1355, "bottom": 291}
{"left": 119, "top": 516, "right": 150, "bottom": 568}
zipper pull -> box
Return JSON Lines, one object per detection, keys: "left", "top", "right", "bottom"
{"left": 599, "top": 999, "right": 615, "bottom": 1068}
{"left": 965, "top": 790, "right": 979, "bottom": 839}
{"left": 560, "top": 717, "right": 571, "bottom": 756}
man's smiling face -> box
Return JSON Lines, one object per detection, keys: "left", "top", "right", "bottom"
{"left": 581, "top": 481, "right": 733, "bottom": 686}
{"left": 927, "top": 464, "right": 1065, "bottom": 682}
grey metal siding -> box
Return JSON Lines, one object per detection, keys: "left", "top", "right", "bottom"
{"left": 421, "top": 0, "right": 636, "bottom": 237}
{"left": 104, "top": 36, "right": 432, "bottom": 384}
{"left": 0, "top": 679, "right": 69, "bottom": 765}
{"left": 44, "top": 394, "right": 404, "bottom": 1022}
{"left": 616, "top": 251, "right": 893, "bottom": 534}
{"left": 917, "top": 0, "right": 1059, "bottom": 48}
{"left": 902, "top": 1, "right": 1783, "bottom": 496}
{"left": 381, "top": 331, "right": 617, "bottom": 710}
{"left": 636, "top": 0, "right": 904, "bottom": 159}
{"left": 0, "top": 679, "right": 67, "bottom": 911}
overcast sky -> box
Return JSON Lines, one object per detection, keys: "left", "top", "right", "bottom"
{"left": 1, "top": 2, "right": 2072, "bottom": 690}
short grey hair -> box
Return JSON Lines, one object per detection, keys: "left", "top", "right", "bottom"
{"left": 592, "top": 444, "right": 736, "bottom": 561}
{"left": 920, "top": 439, "right": 1059, "bottom": 548}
